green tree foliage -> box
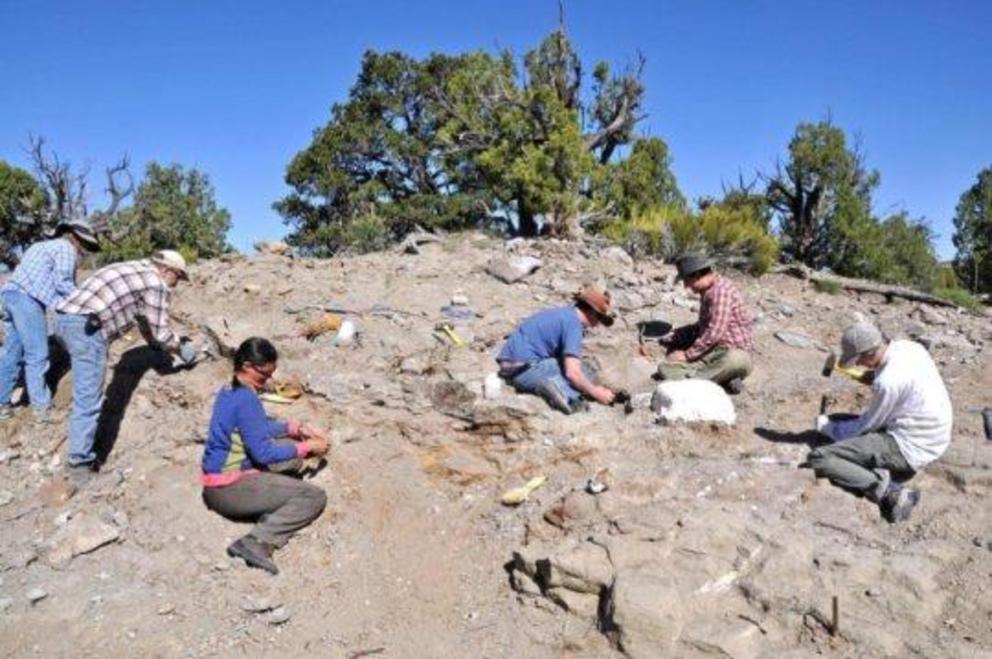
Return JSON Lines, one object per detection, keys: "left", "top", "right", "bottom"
{"left": 100, "top": 163, "right": 231, "bottom": 264}
{"left": 602, "top": 197, "right": 779, "bottom": 275}
{"left": 766, "top": 121, "right": 879, "bottom": 269}
{"left": 0, "top": 161, "right": 50, "bottom": 268}
{"left": 951, "top": 166, "right": 992, "bottom": 293}
{"left": 277, "top": 26, "right": 665, "bottom": 254}
{"left": 596, "top": 137, "right": 685, "bottom": 220}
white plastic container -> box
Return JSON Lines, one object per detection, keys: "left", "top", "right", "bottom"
{"left": 332, "top": 319, "right": 356, "bottom": 345}
{"left": 483, "top": 372, "right": 502, "bottom": 400}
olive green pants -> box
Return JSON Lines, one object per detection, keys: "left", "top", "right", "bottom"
{"left": 656, "top": 347, "right": 752, "bottom": 385}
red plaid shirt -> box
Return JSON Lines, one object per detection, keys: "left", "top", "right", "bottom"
{"left": 684, "top": 276, "right": 753, "bottom": 360}
{"left": 55, "top": 260, "right": 178, "bottom": 347}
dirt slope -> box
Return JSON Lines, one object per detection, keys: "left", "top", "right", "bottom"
{"left": 0, "top": 233, "right": 989, "bottom": 658}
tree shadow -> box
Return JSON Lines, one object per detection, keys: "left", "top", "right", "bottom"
{"left": 93, "top": 345, "right": 182, "bottom": 465}
{"left": 753, "top": 426, "right": 830, "bottom": 449}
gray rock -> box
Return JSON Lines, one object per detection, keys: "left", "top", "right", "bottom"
{"left": 0, "top": 449, "right": 19, "bottom": 464}
{"left": 610, "top": 570, "right": 683, "bottom": 657}
{"left": 602, "top": 246, "right": 634, "bottom": 266}
{"left": 47, "top": 514, "right": 121, "bottom": 567}
{"left": 112, "top": 511, "right": 129, "bottom": 529}
{"left": 26, "top": 587, "right": 48, "bottom": 604}
{"left": 774, "top": 331, "right": 827, "bottom": 352}
{"left": 241, "top": 596, "right": 279, "bottom": 613}
{"left": 267, "top": 606, "right": 291, "bottom": 625}
{"left": 0, "top": 490, "right": 14, "bottom": 507}
{"left": 0, "top": 597, "right": 13, "bottom": 613}
{"left": 486, "top": 256, "right": 542, "bottom": 284}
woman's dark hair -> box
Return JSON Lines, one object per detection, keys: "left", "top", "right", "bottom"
{"left": 231, "top": 337, "right": 278, "bottom": 388}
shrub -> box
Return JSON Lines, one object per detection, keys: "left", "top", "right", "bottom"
{"left": 602, "top": 203, "right": 779, "bottom": 275}
{"left": 812, "top": 278, "right": 843, "bottom": 295}
{"left": 934, "top": 287, "right": 980, "bottom": 310}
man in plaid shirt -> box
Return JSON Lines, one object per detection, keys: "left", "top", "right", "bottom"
{"left": 0, "top": 221, "right": 100, "bottom": 422}
{"left": 55, "top": 249, "right": 194, "bottom": 481}
{"left": 656, "top": 254, "right": 754, "bottom": 393}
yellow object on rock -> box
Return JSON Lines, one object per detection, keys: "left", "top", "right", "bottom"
{"left": 302, "top": 313, "right": 342, "bottom": 340}
{"left": 501, "top": 476, "right": 547, "bottom": 506}
{"left": 259, "top": 393, "right": 296, "bottom": 405}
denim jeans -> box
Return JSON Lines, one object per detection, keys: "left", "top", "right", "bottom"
{"left": 55, "top": 313, "right": 108, "bottom": 466}
{"left": 0, "top": 289, "right": 52, "bottom": 410}
{"left": 508, "top": 358, "right": 593, "bottom": 404}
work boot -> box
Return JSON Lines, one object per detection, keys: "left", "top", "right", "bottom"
{"left": 724, "top": 378, "right": 745, "bottom": 395}
{"left": 880, "top": 485, "right": 921, "bottom": 524}
{"left": 569, "top": 399, "right": 590, "bottom": 414}
{"left": 535, "top": 380, "right": 572, "bottom": 414}
{"left": 227, "top": 536, "right": 279, "bottom": 575}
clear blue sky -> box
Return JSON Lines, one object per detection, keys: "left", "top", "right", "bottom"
{"left": 2, "top": 0, "right": 989, "bottom": 257}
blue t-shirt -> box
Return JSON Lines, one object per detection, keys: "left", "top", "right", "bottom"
{"left": 497, "top": 306, "right": 584, "bottom": 363}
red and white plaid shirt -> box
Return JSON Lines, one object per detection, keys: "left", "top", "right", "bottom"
{"left": 56, "top": 260, "right": 178, "bottom": 347}
{"left": 685, "top": 276, "right": 753, "bottom": 360}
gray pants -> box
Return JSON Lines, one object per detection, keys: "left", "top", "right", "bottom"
{"left": 202, "top": 473, "right": 327, "bottom": 548}
{"left": 806, "top": 432, "right": 914, "bottom": 502}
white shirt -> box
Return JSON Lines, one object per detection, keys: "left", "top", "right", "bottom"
{"left": 832, "top": 340, "right": 953, "bottom": 470}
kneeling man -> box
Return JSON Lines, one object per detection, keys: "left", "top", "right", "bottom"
{"left": 806, "top": 322, "right": 952, "bottom": 523}
{"left": 496, "top": 288, "right": 617, "bottom": 414}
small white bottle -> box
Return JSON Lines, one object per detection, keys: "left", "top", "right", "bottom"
{"left": 483, "top": 373, "right": 502, "bottom": 400}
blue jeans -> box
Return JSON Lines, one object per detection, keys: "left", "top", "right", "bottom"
{"left": 0, "top": 289, "right": 52, "bottom": 410}
{"left": 55, "top": 313, "right": 107, "bottom": 466}
{"left": 508, "top": 358, "right": 593, "bottom": 404}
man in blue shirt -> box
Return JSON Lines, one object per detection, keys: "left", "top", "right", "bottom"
{"left": 0, "top": 221, "right": 100, "bottom": 422}
{"left": 497, "top": 287, "right": 617, "bottom": 413}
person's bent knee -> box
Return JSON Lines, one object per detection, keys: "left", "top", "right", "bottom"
{"left": 303, "top": 485, "right": 327, "bottom": 520}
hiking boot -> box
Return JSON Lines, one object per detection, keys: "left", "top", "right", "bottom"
{"left": 535, "top": 380, "right": 572, "bottom": 414}
{"left": 0, "top": 405, "right": 12, "bottom": 421}
{"left": 724, "top": 378, "right": 745, "bottom": 395}
{"left": 32, "top": 408, "right": 54, "bottom": 425}
{"left": 879, "top": 485, "right": 921, "bottom": 523}
{"left": 66, "top": 463, "right": 98, "bottom": 491}
{"left": 227, "top": 536, "right": 279, "bottom": 575}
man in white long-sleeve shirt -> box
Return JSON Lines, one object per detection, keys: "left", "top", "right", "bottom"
{"left": 806, "top": 322, "right": 953, "bottom": 523}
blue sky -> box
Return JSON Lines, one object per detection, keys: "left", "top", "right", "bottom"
{"left": 1, "top": 1, "right": 989, "bottom": 257}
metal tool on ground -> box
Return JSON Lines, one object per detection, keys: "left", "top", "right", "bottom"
{"left": 435, "top": 322, "right": 465, "bottom": 347}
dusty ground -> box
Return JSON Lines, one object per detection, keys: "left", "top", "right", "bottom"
{"left": 0, "top": 233, "right": 989, "bottom": 658}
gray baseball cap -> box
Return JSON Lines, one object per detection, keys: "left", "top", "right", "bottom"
{"left": 839, "top": 322, "right": 883, "bottom": 366}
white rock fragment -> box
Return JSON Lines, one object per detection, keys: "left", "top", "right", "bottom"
{"left": 651, "top": 380, "right": 736, "bottom": 426}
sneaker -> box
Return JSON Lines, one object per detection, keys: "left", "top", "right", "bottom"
{"left": 0, "top": 405, "right": 12, "bottom": 421}
{"left": 535, "top": 380, "right": 572, "bottom": 414}
{"left": 724, "top": 378, "right": 745, "bottom": 395}
{"left": 227, "top": 536, "right": 279, "bottom": 575}
{"left": 880, "top": 485, "right": 921, "bottom": 523}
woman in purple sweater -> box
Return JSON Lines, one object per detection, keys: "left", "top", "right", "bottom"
{"left": 201, "top": 337, "right": 329, "bottom": 575}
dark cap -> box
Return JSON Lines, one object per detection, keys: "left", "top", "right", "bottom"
{"left": 674, "top": 253, "right": 714, "bottom": 282}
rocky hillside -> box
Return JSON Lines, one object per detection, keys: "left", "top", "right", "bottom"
{"left": 0, "top": 233, "right": 990, "bottom": 658}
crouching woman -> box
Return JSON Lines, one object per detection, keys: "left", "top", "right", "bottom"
{"left": 201, "top": 337, "right": 329, "bottom": 575}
